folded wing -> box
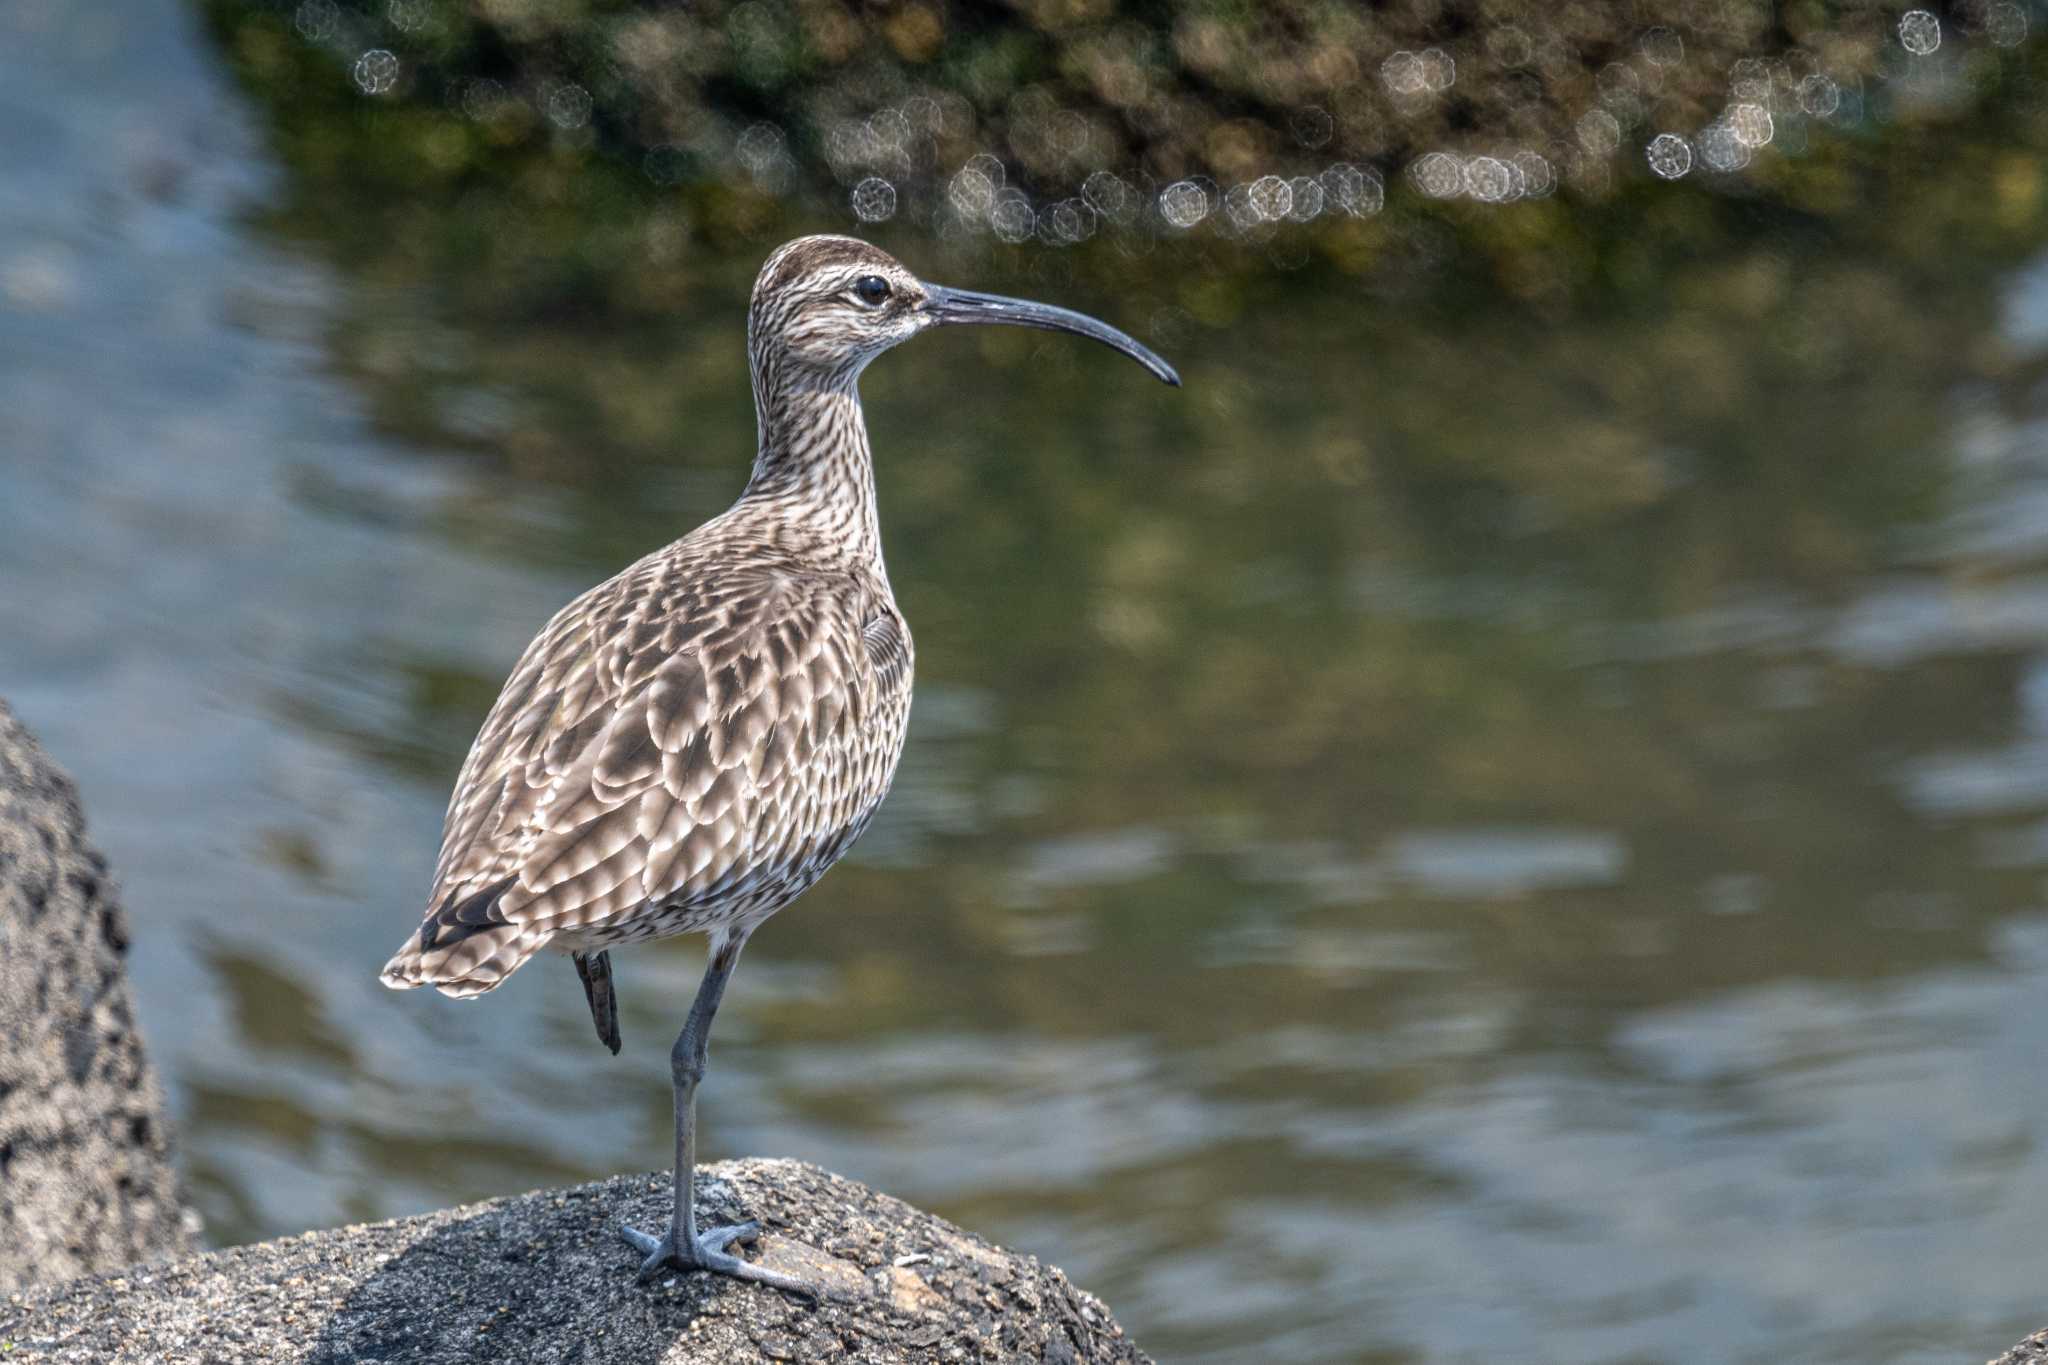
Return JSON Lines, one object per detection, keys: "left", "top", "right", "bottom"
{"left": 382, "top": 552, "right": 877, "bottom": 995}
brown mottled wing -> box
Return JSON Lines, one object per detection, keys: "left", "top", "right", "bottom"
{"left": 425, "top": 546, "right": 879, "bottom": 945}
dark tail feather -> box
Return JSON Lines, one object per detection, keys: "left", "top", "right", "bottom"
{"left": 381, "top": 878, "right": 542, "bottom": 996}
{"left": 574, "top": 950, "right": 622, "bottom": 1055}
{"left": 419, "top": 877, "right": 518, "bottom": 951}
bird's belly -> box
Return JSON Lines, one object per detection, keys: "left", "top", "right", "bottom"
{"left": 556, "top": 812, "right": 878, "bottom": 951}
{"left": 554, "top": 701, "right": 910, "bottom": 952}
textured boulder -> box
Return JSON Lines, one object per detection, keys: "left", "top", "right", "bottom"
{"left": 0, "top": 1158, "right": 1148, "bottom": 1364}
{"left": 1995, "top": 1329, "right": 2048, "bottom": 1365}
{"left": 0, "top": 699, "right": 196, "bottom": 1290}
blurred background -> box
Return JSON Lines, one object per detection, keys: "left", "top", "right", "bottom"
{"left": 6, "top": 0, "right": 2048, "bottom": 1359}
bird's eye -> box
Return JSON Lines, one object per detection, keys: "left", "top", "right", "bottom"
{"left": 852, "top": 275, "right": 891, "bottom": 307}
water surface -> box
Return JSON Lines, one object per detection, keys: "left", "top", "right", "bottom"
{"left": 8, "top": 3, "right": 2048, "bottom": 1362}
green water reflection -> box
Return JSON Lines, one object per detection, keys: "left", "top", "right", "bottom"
{"left": 25, "top": 4, "right": 2048, "bottom": 1362}
{"left": 283, "top": 190, "right": 2044, "bottom": 1362}
{"left": 266, "top": 54, "right": 2048, "bottom": 1365}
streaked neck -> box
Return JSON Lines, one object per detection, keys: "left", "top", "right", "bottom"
{"left": 743, "top": 366, "right": 884, "bottom": 569}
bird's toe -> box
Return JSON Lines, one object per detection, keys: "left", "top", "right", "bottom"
{"left": 621, "top": 1219, "right": 809, "bottom": 1296}
{"left": 698, "top": 1220, "right": 760, "bottom": 1253}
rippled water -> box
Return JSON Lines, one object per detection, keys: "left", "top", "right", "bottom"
{"left": 11, "top": 2, "right": 2048, "bottom": 1362}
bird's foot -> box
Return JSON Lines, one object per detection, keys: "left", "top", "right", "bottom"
{"left": 620, "top": 1219, "right": 814, "bottom": 1296}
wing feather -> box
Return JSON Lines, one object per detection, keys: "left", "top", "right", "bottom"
{"left": 417, "top": 543, "right": 896, "bottom": 956}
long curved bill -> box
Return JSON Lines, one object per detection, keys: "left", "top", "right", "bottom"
{"left": 920, "top": 283, "right": 1181, "bottom": 387}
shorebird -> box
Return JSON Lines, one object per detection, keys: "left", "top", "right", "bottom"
{"left": 380, "top": 235, "right": 1178, "bottom": 1292}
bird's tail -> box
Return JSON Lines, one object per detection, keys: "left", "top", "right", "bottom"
{"left": 379, "top": 878, "right": 547, "bottom": 998}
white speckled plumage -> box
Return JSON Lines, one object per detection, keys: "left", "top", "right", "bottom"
{"left": 381, "top": 237, "right": 917, "bottom": 998}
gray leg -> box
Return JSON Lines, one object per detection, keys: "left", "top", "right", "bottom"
{"left": 619, "top": 929, "right": 810, "bottom": 1295}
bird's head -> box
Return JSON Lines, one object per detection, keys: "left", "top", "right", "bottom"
{"left": 747, "top": 235, "right": 1180, "bottom": 389}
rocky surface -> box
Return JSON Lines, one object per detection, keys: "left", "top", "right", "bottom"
{"left": 1995, "top": 1329, "right": 2048, "bottom": 1365}
{"left": 0, "top": 700, "right": 196, "bottom": 1291}
{"left": 0, "top": 1158, "right": 1149, "bottom": 1364}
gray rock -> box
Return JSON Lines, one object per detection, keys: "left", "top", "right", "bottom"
{"left": 1995, "top": 1329, "right": 2048, "bottom": 1365}
{"left": 0, "top": 699, "right": 197, "bottom": 1290}
{"left": 0, "top": 1158, "right": 1150, "bottom": 1364}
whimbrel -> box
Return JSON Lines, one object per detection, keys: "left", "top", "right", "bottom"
{"left": 381, "top": 235, "right": 1178, "bottom": 1292}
